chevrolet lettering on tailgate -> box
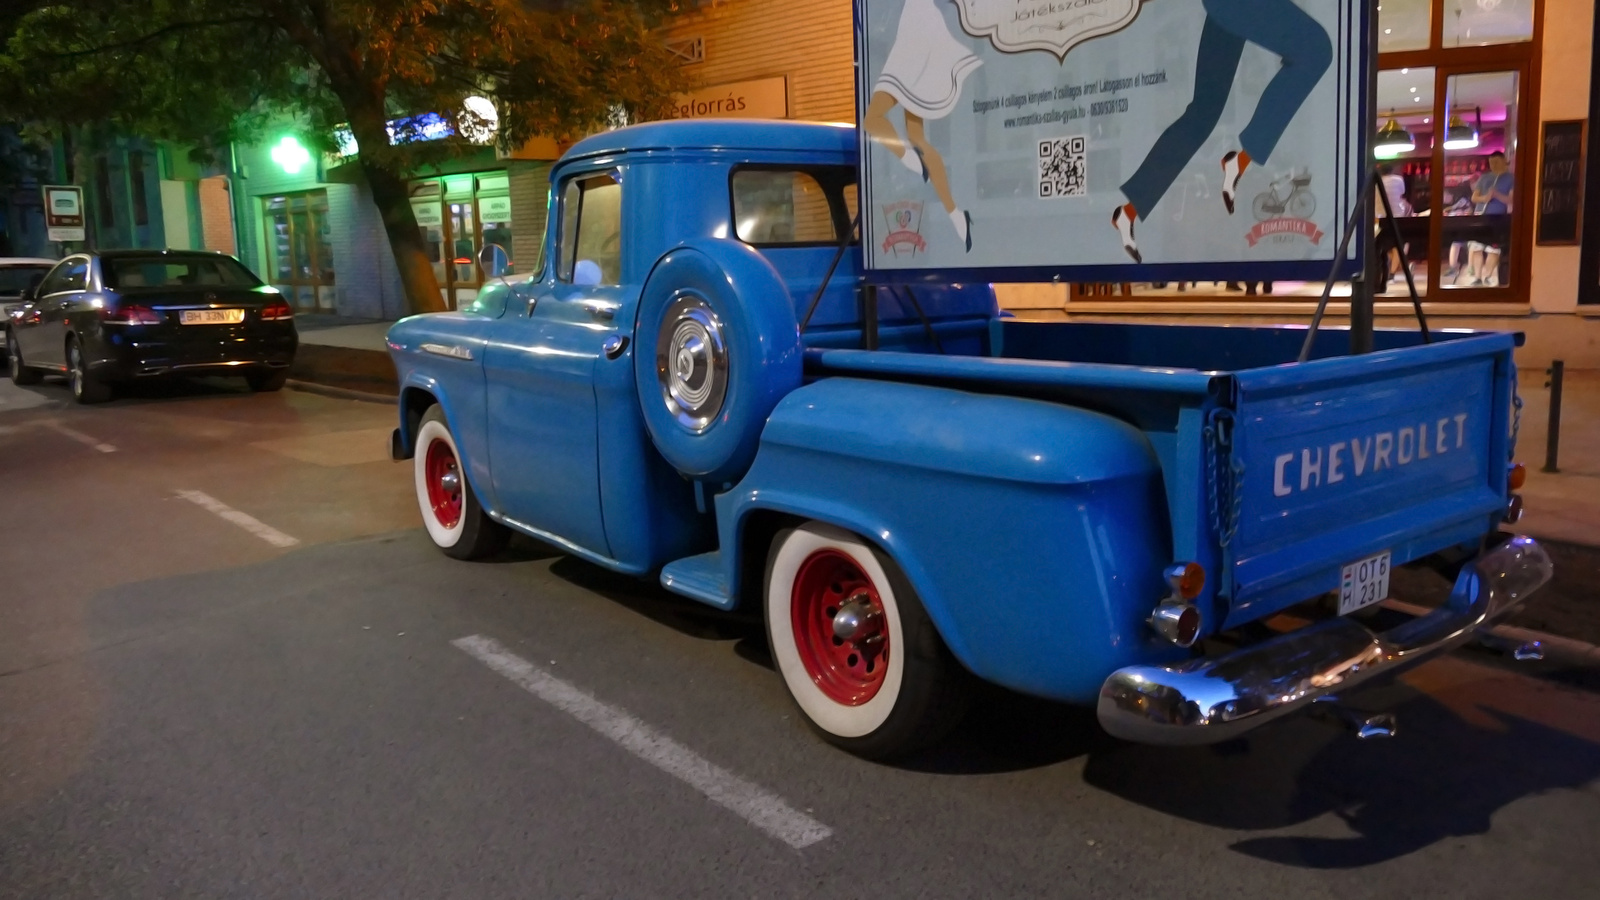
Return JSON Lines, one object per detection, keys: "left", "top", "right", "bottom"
{"left": 1273, "top": 412, "right": 1473, "bottom": 497}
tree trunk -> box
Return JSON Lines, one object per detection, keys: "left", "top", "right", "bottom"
{"left": 362, "top": 159, "right": 446, "bottom": 316}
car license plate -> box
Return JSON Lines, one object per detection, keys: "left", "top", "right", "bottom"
{"left": 180, "top": 308, "right": 244, "bottom": 325}
{"left": 1339, "top": 550, "right": 1392, "bottom": 616}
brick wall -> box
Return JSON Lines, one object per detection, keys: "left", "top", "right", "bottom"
{"left": 665, "top": 0, "right": 855, "bottom": 123}
{"left": 508, "top": 160, "right": 551, "bottom": 276}
{"left": 198, "top": 176, "right": 236, "bottom": 255}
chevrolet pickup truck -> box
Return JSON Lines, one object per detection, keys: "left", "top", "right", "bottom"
{"left": 386, "top": 119, "right": 1551, "bottom": 759}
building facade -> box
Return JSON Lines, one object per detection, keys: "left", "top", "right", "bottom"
{"left": 228, "top": 136, "right": 553, "bottom": 319}
{"left": 663, "top": 0, "right": 1599, "bottom": 367}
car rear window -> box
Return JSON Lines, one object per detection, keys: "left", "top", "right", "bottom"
{"left": 0, "top": 265, "right": 51, "bottom": 295}
{"left": 103, "top": 256, "right": 261, "bottom": 290}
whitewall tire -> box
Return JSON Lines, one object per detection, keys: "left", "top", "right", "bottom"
{"left": 765, "top": 522, "right": 972, "bottom": 759}
{"left": 413, "top": 406, "right": 508, "bottom": 560}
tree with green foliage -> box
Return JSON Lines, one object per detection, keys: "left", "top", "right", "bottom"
{"left": 0, "top": 0, "right": 687, "bottom": 313}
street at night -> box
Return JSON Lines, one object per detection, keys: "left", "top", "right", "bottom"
{"left": 3, "top": 376, "right": 1599, "bottom": 898}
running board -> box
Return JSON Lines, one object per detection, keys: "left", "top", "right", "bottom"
{"left": 660, "top": 551, "right": 733, "bottom": 610}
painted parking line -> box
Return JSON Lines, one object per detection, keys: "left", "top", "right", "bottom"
{"left": 46, "top": 420, "right": 117, "bottom": 453}
{"left": 453, "top": 634, "right": 833, "bottom": 851}
{"left": 175, "top": 489, "right": 300, "bottom": 549}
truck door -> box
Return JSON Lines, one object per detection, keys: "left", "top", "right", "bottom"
{"left": 480, "top": 170, "right": 622, "bottom": 556}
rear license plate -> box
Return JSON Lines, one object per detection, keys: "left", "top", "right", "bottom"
{"left": 1339, "top": 550, "right": 1392, "bottom": 616}
{"left": 180, "top": 309, "right": 244, "bottom": 325}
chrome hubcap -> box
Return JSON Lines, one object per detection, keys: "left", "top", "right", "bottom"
{"left": 655, "top": 296, "right": 727, "bottom": 432}
{"left": 832, "top": 593, "right": 884, "bottom": 644}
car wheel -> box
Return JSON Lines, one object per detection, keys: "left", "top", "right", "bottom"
{"left": 246, "top": 369, "right": 289, "bottom": 392}
{"left": 67, "top": 338, "right": 112, "bottom": 404}
{"left": 8, "top": 332, "right": 42, "bottom": 385}
{"left": 765, "top": 522, "right": 972, "bottom": 760}
{"left": 414, "top": 405, "right": 508, "bottom": 560}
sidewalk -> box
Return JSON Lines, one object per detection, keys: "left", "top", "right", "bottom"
{"left": 1513, "top": 367, "right": 1599, "bottom": 548}
{"left": 290, "top": 314, "right": 398, "bottom": 396}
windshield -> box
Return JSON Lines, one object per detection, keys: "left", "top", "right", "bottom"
{"left": 0, "top": 265, "right": 52, "bottom": 297}
{"left": 103, "top": 256, "right": 262, "bottom": 290}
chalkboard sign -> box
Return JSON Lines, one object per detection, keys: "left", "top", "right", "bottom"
{"left": 1537, "top": 119, "right": 1585, "bottom": 245}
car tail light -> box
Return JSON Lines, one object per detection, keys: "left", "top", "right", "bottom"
{"left": 1507, "top": 462, "right": 1526, "bottom": 491}
{"left": 1164, "top": 562, "right": 1206, "bottom": 600}
{"left": 103, "top": 304, "right": 162, "bottom": 325}
{"left": 260, "top": 298, "right": 294, "bottom": 321}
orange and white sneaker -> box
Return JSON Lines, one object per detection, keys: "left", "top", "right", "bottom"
{"left": 1111, "top": 203, "right": 1141, "bottom": 263}
{"left": 1221, "top": 151, "right": 1250, "bottom": 214}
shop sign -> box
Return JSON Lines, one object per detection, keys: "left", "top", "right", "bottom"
{"left": 858, "top": 0, "right": 1368, "bottom": 282}
{"left": 672, "top": 77, "right": 788, "bottom": 121}
{"left": 412, "top": 201, "right": 443, "bottom": 228}
{"left": 479, "top": 195, "right": 513, "bottom": 222}
{"left": 42, "top": 185, "right": 85, "bottom": 242}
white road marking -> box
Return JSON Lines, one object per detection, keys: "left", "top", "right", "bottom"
{"left": 174, "top": 489, "right": 300, "bottom": 549}
{"left": 46, "top": 420, "right": 117, "bottom": 453}
{"left": 453, "top": 634, "right": 833, "bottom": 850}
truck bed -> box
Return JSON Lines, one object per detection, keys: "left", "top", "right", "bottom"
{"left": 805, "top": 321, "right": 1518, "bottom": 628}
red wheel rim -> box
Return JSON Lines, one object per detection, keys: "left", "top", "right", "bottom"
{"left": 424, "top": 437, "right": 463, "bottom": 530}
{"left": 790, "top": 549, "right": 890, "bottom": 706}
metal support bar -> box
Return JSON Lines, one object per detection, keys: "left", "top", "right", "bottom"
{"left": 1543, "top": 359, "right": 1564, "bottom": 473}
{"left": 1374, "top": 179, "right": 1431, "bottom": 343}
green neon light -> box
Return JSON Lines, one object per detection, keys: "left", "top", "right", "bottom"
{"left": 271, "top": 135, "right": 312, "bottom": 174}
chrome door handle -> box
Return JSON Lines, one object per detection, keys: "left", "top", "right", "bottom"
{"left": 602, "top": 335, "right": 629, "bottom": 360}
{"left": 579, "top": 299, "right": 617, "bottom": 321}
{"left": 525, "top": 297, "right": 538, "bottom": 316}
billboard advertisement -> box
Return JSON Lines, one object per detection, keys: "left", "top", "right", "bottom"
{"left": 857, "top": 0, "right": 1368, "bottom": 282}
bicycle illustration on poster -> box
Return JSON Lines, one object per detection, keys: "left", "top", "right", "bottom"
{"left": 856, "top": 0, "right": 1366, "bottom": 281}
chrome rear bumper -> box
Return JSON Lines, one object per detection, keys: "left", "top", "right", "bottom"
{"left": 1097, "top": 536, "right": 1553, "bottom": 746}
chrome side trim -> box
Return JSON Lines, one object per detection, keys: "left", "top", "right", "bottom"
{"left": 1097, "top": 536, "right": 1553, "bottom": 746}
{"left": 420, "top": 342, "right": 474, "bottom": 361}
{"left": 488, "top": 512, "right": 649, "bottom": 577}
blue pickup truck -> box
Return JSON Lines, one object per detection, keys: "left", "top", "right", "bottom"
{"left": 386, "top": 120, "right": 1551, "bottom": 758}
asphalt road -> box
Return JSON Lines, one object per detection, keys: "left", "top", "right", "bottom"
{"left": 3, "top": 373, "right": 1600, "bottom": 899}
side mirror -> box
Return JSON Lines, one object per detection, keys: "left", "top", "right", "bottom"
{"left": 477, "top": 243, "right": 511, "bottom": 284}
{"left": 20, "top": 274, "right": 42, "bottom": 304}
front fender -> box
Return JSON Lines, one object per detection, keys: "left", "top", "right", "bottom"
{"left": 716, "top": 377, "right": 1187, "bottom": 703}
{"left": 388, "top": 315, "right": 494, "bottom": 513}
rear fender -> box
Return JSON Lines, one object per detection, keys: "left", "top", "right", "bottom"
{"left": 716, "top": 378, "right": 1188, "bottom": 703}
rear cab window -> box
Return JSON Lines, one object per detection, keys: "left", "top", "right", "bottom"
{"left": 731, "top": 167, "right": 858, "bottom": 247}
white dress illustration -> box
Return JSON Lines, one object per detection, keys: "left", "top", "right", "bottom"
{"left": 874, "top": 0, "right": 982, "bottom": 120}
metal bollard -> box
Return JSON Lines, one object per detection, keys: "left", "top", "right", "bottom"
{"left": 1543, "top": 360, "right": 1564, "bottom": 473}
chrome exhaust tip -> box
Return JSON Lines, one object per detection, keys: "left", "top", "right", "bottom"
{"left": 1149, "top": 599, "right": 1202, "bottom": 648}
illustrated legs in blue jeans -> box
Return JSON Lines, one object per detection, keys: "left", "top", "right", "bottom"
{"left": 1111, "top": 0, "right": 1332, "bottom": 262}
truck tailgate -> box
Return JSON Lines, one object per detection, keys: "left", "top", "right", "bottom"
{"left": 1226, "top": 336, "right": 1514, "bottom": 625}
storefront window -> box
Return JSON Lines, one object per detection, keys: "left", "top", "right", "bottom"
{"left": 1380, "top": 0, "right": 1433, "bottom": 52}
{"left": 1439, "top": 70, "right": 1519, "bottom": 289}
{"left": 1375, "top": 67, "right": 1435, "bottom": 295}
{"left": 410, "top": 171, "right": 512, "bottom": 309}
{"left": 1442, "top": 0, "right": 1534, "bottom": 47}
{"left": 263, "top": 190, "right": 335, "bottom": 311}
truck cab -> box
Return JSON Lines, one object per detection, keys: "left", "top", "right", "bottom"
{"left": 388, "top": 119, "right": 1552, "bottom": 759}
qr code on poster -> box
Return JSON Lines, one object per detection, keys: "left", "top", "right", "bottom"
{"left": 1038, "top": 136, "right": 1087, "bottom": 198}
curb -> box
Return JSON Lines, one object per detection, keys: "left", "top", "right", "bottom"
{"left": 1383, "top": 598, "right": 1600, "bottom": 667}
{"left": 286, "top": 379, "right": 397, "bottom": 405}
